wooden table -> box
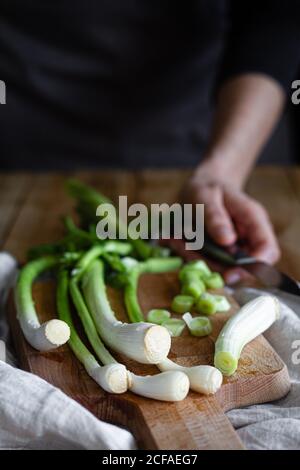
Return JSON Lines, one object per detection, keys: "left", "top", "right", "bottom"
{"left": 0, "top": 166, "right": 296, "bottom": 449}
{"left": 1, "top": 166, "right": 300, "bottom": 280}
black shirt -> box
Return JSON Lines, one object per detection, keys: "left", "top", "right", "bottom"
{"left": 0, "top": 0, "right": 299, "bottom": 169}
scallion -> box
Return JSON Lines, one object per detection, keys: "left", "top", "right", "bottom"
{"left": 182, "top": 312, "right": 212, "bottom": 337}
{"left": 195, "top": 293, "right": 218, "bottom": 315}
{"left": 171, "top": 295, "right": 194, "bottom": 314}
{"left": 15, "top": 256, "right": 70, "bottom": 351}
{"left": 57, "top": 270, "right": 128, "bottom": 394}
{"left": 82, "top": 259, "right": 171, "bottom": 364}
{"left": 204, "top": 272, "right": 224, "bottom": 289}
{"left": 147, "top": 309, "right": 171, "bottom": 325}
{"left": 214, "top": 294, "right": 231, "bottom": 312}
{"left": 214, "top": 295, "right": 280, "bottom": 376}
{"left": 181, "top": 278, "right": 205, "bottom": 298}
{"left": 161, "top": 318, "right": 186, "bottom": 337}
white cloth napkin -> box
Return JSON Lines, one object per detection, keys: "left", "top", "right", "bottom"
{"left": 0, "top": 253, "right": 136, "bottom": 450}
{"left": 1, "top": 251, "right": 300, "bottom": 450}
{"left": 0, "top": 362, "right": 136, "bottom": 450}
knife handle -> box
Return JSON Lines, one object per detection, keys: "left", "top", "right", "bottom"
{"left": 202, "top": 234, "right": 256, "bottom": 266}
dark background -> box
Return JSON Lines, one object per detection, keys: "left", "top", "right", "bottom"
{"left": 260, "top": 100, "right": 299, "bottom": 166}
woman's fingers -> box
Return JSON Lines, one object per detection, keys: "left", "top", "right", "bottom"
{"left": 182, "top": 177, "right": 280, "bottom": 267}
{"left": 224, "top": 191, "right": 280, "bottom": 264}
{"left": 195, "top": 183, "right": 237, "bottom": 246}
{"left": 223, "top": 267, "right": 254, "bottom": 285}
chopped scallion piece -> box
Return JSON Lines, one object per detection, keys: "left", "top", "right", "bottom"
{"left": 162, "top": 319, "right": 186, "bottom": 337}
{"left": 204, "top": 272, "right": 224, "bottom": 289}
{"left": 179, "top": 260, "right": 211, "bottom": 282}
{"left": 196, "top": 292, "right": 217, "bottom": 315}
{"left": 182, "top": 312, "right": 212, "bottom": 337}
{"left": 171, "top": 295, "right": 194, "bottom": 314}
{"left": 181, "top": 278, "right": 205, "bottom": 299}
{"left": 147, "top": 309, "right": 171, "bottom": 325}
{"left": 179, "top": 267, "right": 201, "bottom": 283}
{"left": 214, "top": 295, "right": 231, "bottom": 312}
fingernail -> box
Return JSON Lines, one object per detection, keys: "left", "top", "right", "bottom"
{"left": 226, "top": 272, "right": 241, "bottom": 285}
{"left": 214, "top": 227, "right": 235, "bottom": 244}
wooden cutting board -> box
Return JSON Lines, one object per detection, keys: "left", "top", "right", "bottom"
{"left": 7, "top": 271, "right": 291, "bottom": 450}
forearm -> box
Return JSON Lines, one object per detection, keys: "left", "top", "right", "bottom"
{"left": 194, "top": 74, "right": 285, "bottom": 188}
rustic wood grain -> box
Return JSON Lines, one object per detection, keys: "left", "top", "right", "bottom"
{"left": 8, "top": 272, "right": 290, "bottom": 450}
{"left": 2, "top": 171, "right": 139, "bottom": 263}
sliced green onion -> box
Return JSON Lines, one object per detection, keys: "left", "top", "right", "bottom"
{"left": 181, "top": 278, "right": 206, "bottom": 299}
{"left": 182, "top": 312, "right": 212, "bottom": 337}
{"left": 179, "top": 267, "right": 200, "bottom": 283}
{"left": 204, "top": 272, "right": 224, "bottom": 289}
{"left": 162, "top": 319, "right": 186, "bottom": 337}
{"left": 147, "top": 309, "right": 171, "bottom": 325}
{"left": 214, "top": 294, "right": 231, "bottom": 312}
{"left": 196, "top": 292, "right": 217, "bottom": 315}
{"left": 171, "top": 295, "right": 194, "bottom": 314}
{"left": 188, "top": 260, "right": 212, "bottom": 276}
{"left": 179, "top": 260, "right": 211, "bottom": 282}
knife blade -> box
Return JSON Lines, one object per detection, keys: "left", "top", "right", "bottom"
{"left": 201, "top": 235, "right": 300, "bottom": 296}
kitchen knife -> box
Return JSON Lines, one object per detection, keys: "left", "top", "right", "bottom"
{"left": 201, "top": 235, "right": 300, "bottom": 296}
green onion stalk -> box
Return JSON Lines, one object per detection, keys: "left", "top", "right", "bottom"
{"left": 76, "top": 257, "right": 189, "bottom": 401}
{"left": 57, "top": 269, "right": 128, "bottom": 393}
{"left": 66, "top": 178, "right": 164, "bottom": 260}
{"left": 15, "top": 256, "right": 70, "bottom": 351}
{"left": 124, "top": 257, "right": 183, "bottom": 323}
{"left": 81, "top": 258, "right": 171, "bottom": 365}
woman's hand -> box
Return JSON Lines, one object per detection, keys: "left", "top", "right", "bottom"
{"left": 182, "top": 171, "right": 280, "bottom": 283}
{"left": 181, "top": 73, "right": 284, "bottom": 282}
